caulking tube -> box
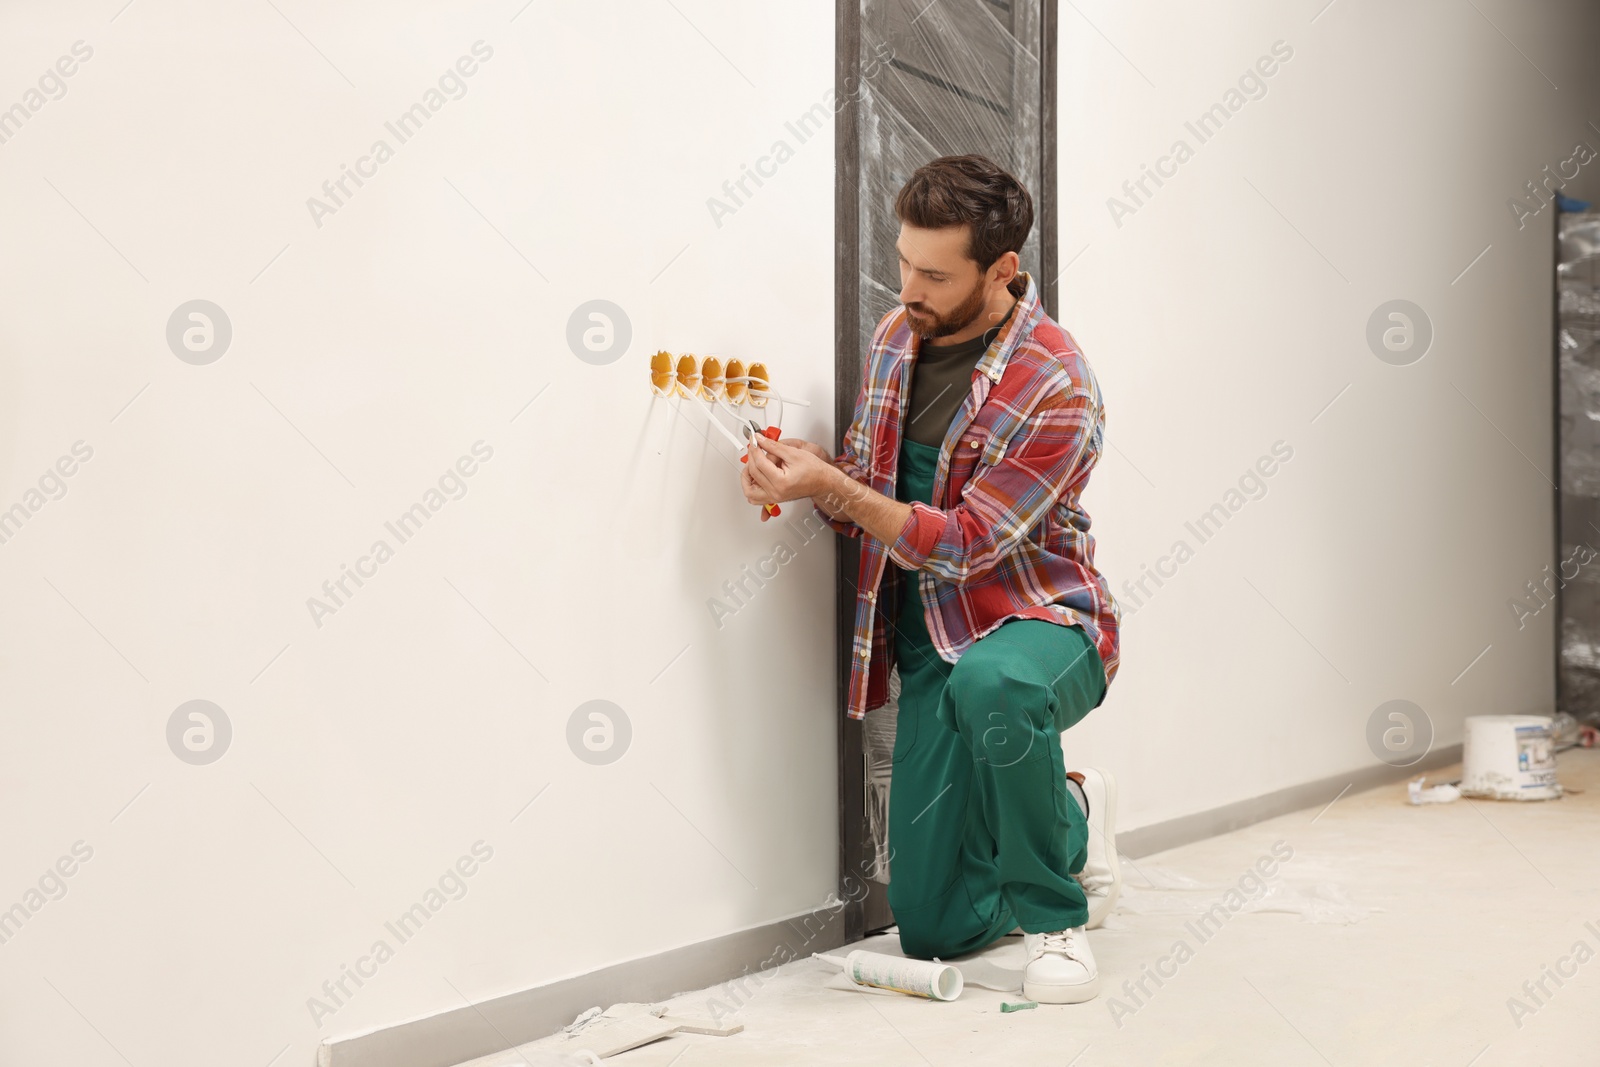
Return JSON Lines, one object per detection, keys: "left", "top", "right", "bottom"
{"left": 813, "top": 950, "right": 964, "bottom": 1001}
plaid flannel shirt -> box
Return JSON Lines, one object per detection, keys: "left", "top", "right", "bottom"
{"left": 817, "top": 271, "right": 1121, "bottom": 721}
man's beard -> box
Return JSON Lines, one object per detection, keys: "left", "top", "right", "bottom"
{"left": 904, "top": 276, "right": 989, "bottom": 339}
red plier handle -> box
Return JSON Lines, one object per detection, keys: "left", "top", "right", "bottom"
{"left": 740, "top": 423, "right": 783, "bottom": 519}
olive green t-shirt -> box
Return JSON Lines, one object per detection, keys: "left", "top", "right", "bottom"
{"left": 903, "top": 301, "right": 1016, "bottom": 448}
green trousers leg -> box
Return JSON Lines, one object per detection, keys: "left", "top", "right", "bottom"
{"left": 885, "top": 596, "right": 1107, "bottom": 960}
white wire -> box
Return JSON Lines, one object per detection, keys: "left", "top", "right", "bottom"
{"left": 703, "top": 399, "right": 748, "bottom": 451}
{"left": 658, "top": 361, "right": 808, "bottom": 442}
{"left": 713, "top": 394, "right": 757, "bottom": 443}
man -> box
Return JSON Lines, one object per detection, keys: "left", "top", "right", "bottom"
{"left": 741, "top": 154, "right": 1122, "bottom": 1004}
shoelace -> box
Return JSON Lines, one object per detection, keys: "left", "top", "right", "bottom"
{"left": 1034, "top": 929, "right": 1084, "bottom": 961}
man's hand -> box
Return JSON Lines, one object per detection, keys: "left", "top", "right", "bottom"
{"left": 759, "top": 437, "right": 856, "bottom": 522}
{"left": 741, "top": 435, "right": 839, "bottom": 508}
{"left": 777, "top": 437, "right": 834, "bottom": 466}
{"left": 742, "top": 434, "right": 914, "bottom": 545}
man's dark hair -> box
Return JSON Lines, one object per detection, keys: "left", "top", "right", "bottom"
{"left": 893, "top": 154, "right": 1033, "bottom": 271}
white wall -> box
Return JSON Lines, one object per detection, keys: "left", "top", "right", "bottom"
{"left": 0, "top": 1, "right": 836, "bottom": 1062}
{"left": 1060, "top": 0, "right": 1600, "bottom": 830}
{"left": 7, "top": 0, "right": 1600, "bottom": 1061}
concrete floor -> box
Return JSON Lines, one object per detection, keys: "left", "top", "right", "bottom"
{"left": 461, "top": 749, "right": 1600, "bottom": 1066}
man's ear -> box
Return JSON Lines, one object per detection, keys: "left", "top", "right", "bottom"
{"left": 1000, "top": 250, "right": 1019, "bottom": 285}
{"left": 986, "top": 250, "right": 1017, "bottom": 289}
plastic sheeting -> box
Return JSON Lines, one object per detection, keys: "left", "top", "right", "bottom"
{"left": 1559, "top": 215, "right": 1600, "bottom": 272}
{"left": 862, "top": 667, "right": 900, "bottom": 884}
{"left": 1558, "top": 210, "right": 1600, "bottom": 721}
{"left": 854, "top": 0, "right": 1051, "bottom": 354}
{"left": 851, "top": 0, "right": 1052, "bottom": 889}
{"left": 1105, "top": 863, "right": 1381, "bottom": 926}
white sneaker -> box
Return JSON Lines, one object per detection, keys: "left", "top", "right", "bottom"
{"left": 1022, "top": 926, "right": 1098, "bottom": 1003}
{"left": 1071, "top": 767, "right": 1121, "bottom": 929}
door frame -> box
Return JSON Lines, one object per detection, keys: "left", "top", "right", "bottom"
{"left": 832, "top": 0, "right": 1059, "bottom": 940}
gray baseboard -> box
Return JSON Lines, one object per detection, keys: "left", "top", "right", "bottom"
{"left": 317, "top": 900, "right": 853, "bottom": 1067}
{"left": 320, "top": 746, "right": 1461, "bottom": 1067}
{"left": 1116, "top": 743, "right": 1464, "bottom": 858}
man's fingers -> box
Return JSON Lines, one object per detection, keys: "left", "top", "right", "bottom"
{"left": 741, "top": 454, "right": 774, "bottom": 504}
{"left": 752, "top": 434, "right": 799, "bottom": 462}
{"left": 745, "top": 443, "right": 782, "bottom": 495}
{"left": 780, "top": 437, "right": 829, "bottom": 463}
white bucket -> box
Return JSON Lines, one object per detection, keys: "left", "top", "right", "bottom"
{"left": 1460, "top": 715, "right": 1561, "bottom": 801}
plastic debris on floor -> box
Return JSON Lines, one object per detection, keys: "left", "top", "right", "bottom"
{"left": 1106, "top": 861, "right": 1380, "bottom": 925}
{"left": 542, "top": 1002, "right": 744, "bottom": 1061}
{"left": 1409, "top": 776, "right": 1461, "bottom": 804}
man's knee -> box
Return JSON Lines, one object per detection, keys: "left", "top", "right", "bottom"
{"left": 946, "top": 645, "right": 1050, "bottom": 762}
{"left": 890, "top": 906, "right": 971, "bottom": 960}
{"left": 898, "top": 925, "right": 957, "bottom": 960}
{"left": 949, "top": 641, "right": 1030, "bottom": 712}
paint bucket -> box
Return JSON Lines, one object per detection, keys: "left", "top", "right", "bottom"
{"left": 1460, "top": 715, "right": 1561, "bottom": 801}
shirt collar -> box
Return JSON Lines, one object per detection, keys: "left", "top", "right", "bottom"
{"left": 975, "top": 270, "right": 1039, "bottom": 385}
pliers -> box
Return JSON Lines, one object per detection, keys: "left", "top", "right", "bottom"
{"left": 740, "top": 419, "right": 783, "bottom": 519}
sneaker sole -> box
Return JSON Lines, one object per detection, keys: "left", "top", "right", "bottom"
{"left": 1086, "top": 768, "right": 1120, "bottom": 930}
{"left": 1023, "top": 974, "right": 1101, "bottom": 1004}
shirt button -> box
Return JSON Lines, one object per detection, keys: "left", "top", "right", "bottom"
{"left": 857, "top": 648, "right": 870, "bottom": 659}
{"left": 967, "top": 440, "right": 978, "bottom": 448}
{"left": 865, "top": 591, "right": 876, "bottom": 601}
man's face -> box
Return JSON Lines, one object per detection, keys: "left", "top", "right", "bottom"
{"left": 896, "top": 222, "right": 989, "bottom": 338}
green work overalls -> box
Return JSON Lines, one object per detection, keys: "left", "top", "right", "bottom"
{"left": 885, "top": 435, "right": 1107, "bottom": 960}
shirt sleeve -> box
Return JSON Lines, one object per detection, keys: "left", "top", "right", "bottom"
{"left": 814, "top": 353, "right": 877, "bottom": 538}
{"left": 886, "top": 386, "right": 1099, "bottom": 583}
